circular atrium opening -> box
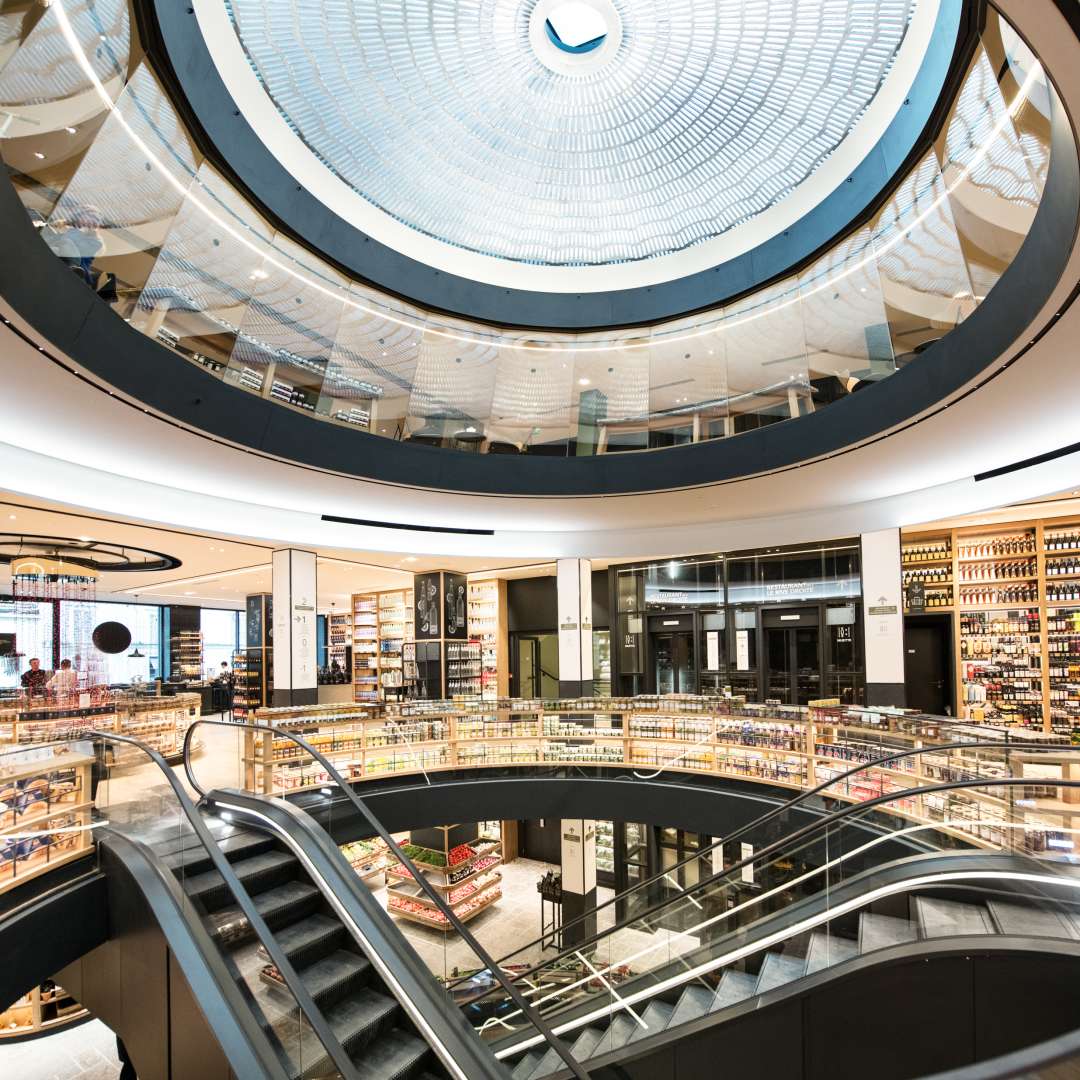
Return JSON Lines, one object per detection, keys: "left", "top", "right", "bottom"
{"left": 529, "top": 0, "right": 622, "bottom": 74}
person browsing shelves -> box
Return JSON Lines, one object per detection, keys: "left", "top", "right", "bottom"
{"left": 48, "top": 658, "right": 78, "bottom": 697}
{"left": 20, "top": 657, "right": 48, "bottom": 696}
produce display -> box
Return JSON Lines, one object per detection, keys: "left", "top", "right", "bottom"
{"left": 449, "top": 843, "right": 476, "bottom": 865}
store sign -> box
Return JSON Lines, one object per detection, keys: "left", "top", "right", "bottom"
{"left": 835, "top": 625, "right": 853, "bottom": 643}
{"left": 706, "top": 630, "right": 720, "bottom": 671}
{"left": 736, "top": 629, "right": 750, "bottom": 671}
{"left": 905, "top": 580, "right": 926, "bottom": 613}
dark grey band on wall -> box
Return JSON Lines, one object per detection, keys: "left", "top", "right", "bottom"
{"left": 138, "top": 0, "right": 970, "bottom": 330}
{"left": 867, "top": 682, "right": 908, "bottom": 708}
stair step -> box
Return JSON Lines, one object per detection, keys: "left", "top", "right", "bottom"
{"left": 859, "top": 913, "right": 917, "bottom": 953}
{"left": 184, "top": 850, "right": 298, "bottom": 909}
{"left": 914, "top": 897, "right": 993, "bottom": 938}
{"left": 527, "top": 1044, "right": 570, "bottom": 1078}
{"left": 626, "top": 1000, "right": 674, "bottom": 1045}
{"left": 272, "top": 913, "right": 348, "bottom": 967}
{"left": 298, "top": 950, "right": 371, "bottom": 1008}
{"left": 756, "top": 952, "right": 806, "bottom": 994}
{"left": 511, "top": 1050, "right": 544, "bottom": 1080}
{"left": 711, "top": 970, "right": 758, "bottom": 1011}
{"left": 323, "top": 986, "right": 400, "bottom": 1056}
{"left": 988, "top": 899, "right": 1080, "bottom": 939}
{"left": 162, "top": 828, "right": 274, "bottom": 874}
{"left": 211, "top": 881, "right": 322, "bottom": 942}
{"left": 352, "top": 1028, "right": 430, "bottom": 1080}
{"left": 529, "top": 1029, "right": 606, "bottom": 1078}
{"left": 588, "top": 1013, "right": 639, "bottom": 1056}
{"left": 805, "top": 931, "right": 859, "bottom": 974}
{"left": 668, "top": 984, "right": 715, "bottom": 1028}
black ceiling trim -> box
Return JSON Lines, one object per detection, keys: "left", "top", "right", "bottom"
{"left": 320, "top": 514, "right": 494, "bottom": 536}
{"left": 134, "top": 0, "right": 975, "bottom": 331}
{"left": 974, "top": 439, "right": 1080, "bottom": 481}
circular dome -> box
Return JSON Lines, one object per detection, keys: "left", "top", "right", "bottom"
{"left": 223, "top": 0, "right": 924, "bottom": 271}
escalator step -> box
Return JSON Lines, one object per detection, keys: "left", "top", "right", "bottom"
{"left": 710, "top": 970, "right": 757, "bottom": 1011}
{"left": 914, "top": 897, "right": 993, "bottom": 938}
{"left": 273, "top": 913, "right": 349, "bottom": 966}
{"left": 589, "top": 1013, "right": 638, "bottom": 1055}
{"left": 626, "top": 1000, "right": 674, "bottom": 1045}
{"left": 511, "top": 1050, "right": 543, "bottom": 1080}
{"left": 160, "top": 829, "right": 274, "bottom": 875}
{"left": 324, "top": 986, "right": 400, "bottom": 1056}
{"left": 756, "top": 952, "right": 806, "bottom": 994}
{"left": 212, "top": 880, "right": 322, "bottom": 941}
{"left": 298, "top": 950, "right": 372, "bottom": 1007}
{"left": 805, "top": 931, "right": 858, "bottom": 974}
{"left": 667, "top": 984, "right": 714, "bottom": 1028}
{"left": 183, "top": 850, "right": 298, "bottom": 909}
{"left": 987, "top": 899, "right": 1080, "bottom": 939}
{"left": 568, "top": 1026, "right": 605, "bottom": 1062}
{"left": 526, "top": 1044, "right": 569, "bottom": 1078}
{"left": 859, "top": 913, "right": 917, "bottom": 953}
{"left": 352, "top": 1028, "right": 430, "bottom": 1080}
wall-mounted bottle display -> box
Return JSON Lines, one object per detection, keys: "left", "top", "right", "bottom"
{"left": 467, "top": 579, "right": 508, "bottom": 700}
{"left": 328, "top": 609, "right": 352, "bottom": 672}
{"left": 901, "top": 539, "right": 952, "bottom": 564}
{"left": 378, "top": 589, "right": 414, "bottom": 701}
{"left": 1047, "top": 608, "right": 1080, "bottom": 732}
{"left": 445, "top": 641, "right": 482, "bottom": 697}
{"left": 351, "top": 593, "right": 379, "bottom": 704}
{"left": 959, "top": 609, "right": 1043, "bottom": 727}
{"left": 170, "top": 630, "right": 203, "bottom": 680}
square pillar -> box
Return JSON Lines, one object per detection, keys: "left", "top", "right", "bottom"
{"left": 861, "top": 529, "right": 906, "bottom": 707}
{"left": 560, "top": 819, "right": 597, "bottom": 949}
{"left": 272, "top": 549, "right": 318, "bottom": 706}
{"left": 557, "top": 558, "right": 593, "bottom": 698}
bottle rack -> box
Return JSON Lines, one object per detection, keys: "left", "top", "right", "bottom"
{"left": 233, "top": 648, "right": 272, "bottom": 722}
{"left": 959, "top": 609, "right": 1043, "bottom": 727}
{"left": 352, "top": 593, "right": 379, "bottom": 704}
{"left": 1047, "top": 607, "right": 1080, "bottom": 733}
{"left": 377, "top": 589, "right": 414, "bottom": 702}
{"left": 467, "top": 579, "right": 508, "bottom": 700}
{"left": 385, "top": 823, "right": 502, "bottom": 932}
{"left": 170, "top": 630, "right": 203, "bottom": 680}
{"left": 328, "top": 610, "right": 352, "bottom": 671}
{"left": 445, "top": 640, "right": 483, "bottom": 698}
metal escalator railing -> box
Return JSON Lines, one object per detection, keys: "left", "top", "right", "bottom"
{"left": 448, "top": 738, "right": 1062, "bottom": 989}
{"left": 183, "top": 717, "right": 588, "bottom": 1080}
{"left": 473, "top": 775, "right": 1080, "bottom": 1071}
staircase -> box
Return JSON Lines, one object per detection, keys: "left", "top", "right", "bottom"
{"left": 164, "top": 815, "right": 454, "bottom": 1080}
{"left": 507, "top": 893, "right": 1080, "bottom": 1079}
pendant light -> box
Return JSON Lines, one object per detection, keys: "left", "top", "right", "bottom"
{"left": 128, "top": 594, "right": 145, "bottom": 658}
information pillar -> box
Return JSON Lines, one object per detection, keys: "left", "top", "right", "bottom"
{"left": 560, "top": 819, "right": 597, "bottom": 948}
{"left": 861, "top": 529, "right": 906, "bottom": 707}
{"left": 272, "top": 548, "right": 318, "bottom": 706}
{"left": 557, "top": 558, "right": 593, "bottom": 698}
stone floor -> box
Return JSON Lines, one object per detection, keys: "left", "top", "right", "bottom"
{"left": 0, "top": 1018, "right": 120, "bottom": 1080}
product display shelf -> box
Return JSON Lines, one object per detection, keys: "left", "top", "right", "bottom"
{"left": 0, "top": 748, "right": 94, "bottom": 895}
{"left": 467, "top": 579, "right": 508, "bottom": 700}
{"left": 1047, "top": 606, "right": 1080, "bottom": 733}
{"left": 385, "top": 824, "right": 502, "bottom": 932}
{"left": 0, "top": 982, "right": 87, "bottom": 1039}
{"left": 352, "top": 593, "right": 379, "bottom": 704}
{"left": 377, "top": 589, "right": 414, "bottom": 702}
{"left": 328, "top": 610, "right": 352, "bottom": 671}
{"left": 445, "top": 640, "right": 483, "bottom": 699}
{"left": 232, "top": 648, "right": 271, "bottom": 723}
{"left": 340, "top": 836, "right": 396, "bottom": 882}
{"left": 958, "top": 608, "right": 1044, "bottom": 727}
{"left": 595, "top": 819, "right": 615, "bottom": 874}
{"left": 170, "top": 630, "right": 204, "bottom": 681}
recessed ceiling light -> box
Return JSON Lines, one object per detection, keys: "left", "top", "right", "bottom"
{"left": 33, "top": 152, "right": 45, "bottom": 160}
{"left": 65, "top": 126, "right": 77, "bottom": 135}
{"left": 578, "top": 377, "right": 590, "bottom": 386}
{"left": 404, "top": 556, "right": 417, "bottom": 562}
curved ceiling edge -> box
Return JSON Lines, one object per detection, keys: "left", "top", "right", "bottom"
{"left": 0, "top": 76, "right": 1075, "bottom": 503}
{"left": 138, "top": 0, "right": 971, "bottom": 330}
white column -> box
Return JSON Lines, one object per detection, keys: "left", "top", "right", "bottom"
{"left": 860, "top": 529, "right": 906, "bottom": 707}
{"left": 272, "top": 548, "right": 318, "bottom": 705}
{"left": 557, "top": 558, "right": 593, "bottom": 697}
{"left": 560, "top": 819, "right": 597, "bottom": 948}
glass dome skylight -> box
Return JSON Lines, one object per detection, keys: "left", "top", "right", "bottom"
{"left": 223, "top": 0, "right": 921, "bottom": 269}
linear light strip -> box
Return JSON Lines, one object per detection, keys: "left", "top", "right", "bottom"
{"left": 48, "top": 2, "right": 1044, "bottom": 355}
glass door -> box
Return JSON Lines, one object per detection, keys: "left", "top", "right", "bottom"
{"left": 763, "top": 607, "right": 822, "bottom": 704}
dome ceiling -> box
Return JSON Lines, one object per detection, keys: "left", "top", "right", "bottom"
{"left": 222, "top": 0, "right": 927, "bottom": 278}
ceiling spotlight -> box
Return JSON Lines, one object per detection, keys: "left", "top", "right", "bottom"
{"left": 33, "top": 152, "right": 45, "bottom": 160}
{"left": 578, "top": 377, "right": 591, "bottom": 386}
{"left": 65, "top": 126, "right": 77, "bottom": 135}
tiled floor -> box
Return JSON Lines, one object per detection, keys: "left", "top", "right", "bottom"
{"left": 0, "top": 1018, "right": 120, "bottom": 1080}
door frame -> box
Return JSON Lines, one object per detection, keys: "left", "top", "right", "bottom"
{"left": 759, "top": 604, "right": 822, "bottom": 704}
{"left": 646, "top": 611, "right": 699, "bottom": 694}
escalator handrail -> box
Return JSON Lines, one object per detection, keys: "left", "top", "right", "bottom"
{"left": 449, "top": 737, "right": 1056, "bottom": 987}
{"left": 90, "top": 729, "right": 362, "bottom": 1080}
{"left": 183, "top": 717, "right": 591, "bottom": 1080}
{"left": 466, "top": 770, "right": 1080, "bottom": 1004}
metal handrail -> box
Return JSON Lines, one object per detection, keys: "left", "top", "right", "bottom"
{"left": 85, "top": 729, "right": 333, "bottom": 1080}
{"left": 448, "top": 737, "right": 1054, "bottom": 986}
{"left": 468, "top": 773, "right": 1080, "bottom": 1016}
{"left": 183, "top": 717, "right": 590, "bottom": 1080}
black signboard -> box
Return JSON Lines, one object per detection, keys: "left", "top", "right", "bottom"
{"left": 443, "top": 572, "right": 468, "bottom": 640}
{"left": 414, "top": 573, "right": 442, "bottom": 639}
{"left": 905, "top": 580, "right": 926, "bottom": 614}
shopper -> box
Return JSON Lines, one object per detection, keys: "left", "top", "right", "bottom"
{"left": 116, "top": 1035, "right": 136, "bottom": 1080}
{"left": 20, "top": 657, "right": 48, "bottom": 696}
{"left": 47, "top": 658, "right": 78, "bottom": 697}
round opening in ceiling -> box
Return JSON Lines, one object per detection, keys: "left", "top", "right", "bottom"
{"left": 529, "top": 0, "right": 622, "bottom": 75}
{"left": 545, "top": 1, "right": 608, "bottom": 53}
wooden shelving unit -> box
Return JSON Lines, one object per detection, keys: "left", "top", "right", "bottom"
{"left": 385, "top": 823, "right": 503, "bottom": 932}
{"left": 352, "top": 593, "right": 379, "bottom": 704}
{"left": 328, "top": 609, "right": 352, "bottom": 672}
{"left": 903, "top": 515, "right": 1080, "bottom": 733}
{"left": 0, "top": 982, "right": 87, "bottom": 1039}
{"left": 467, "top": 579, "right": 508, "bottom": 700}
{"left": 377, "top": 589, "right": 414, "bottom": 702}
{"left": 0, "top": 749, "right": 94, "bottom": 895}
